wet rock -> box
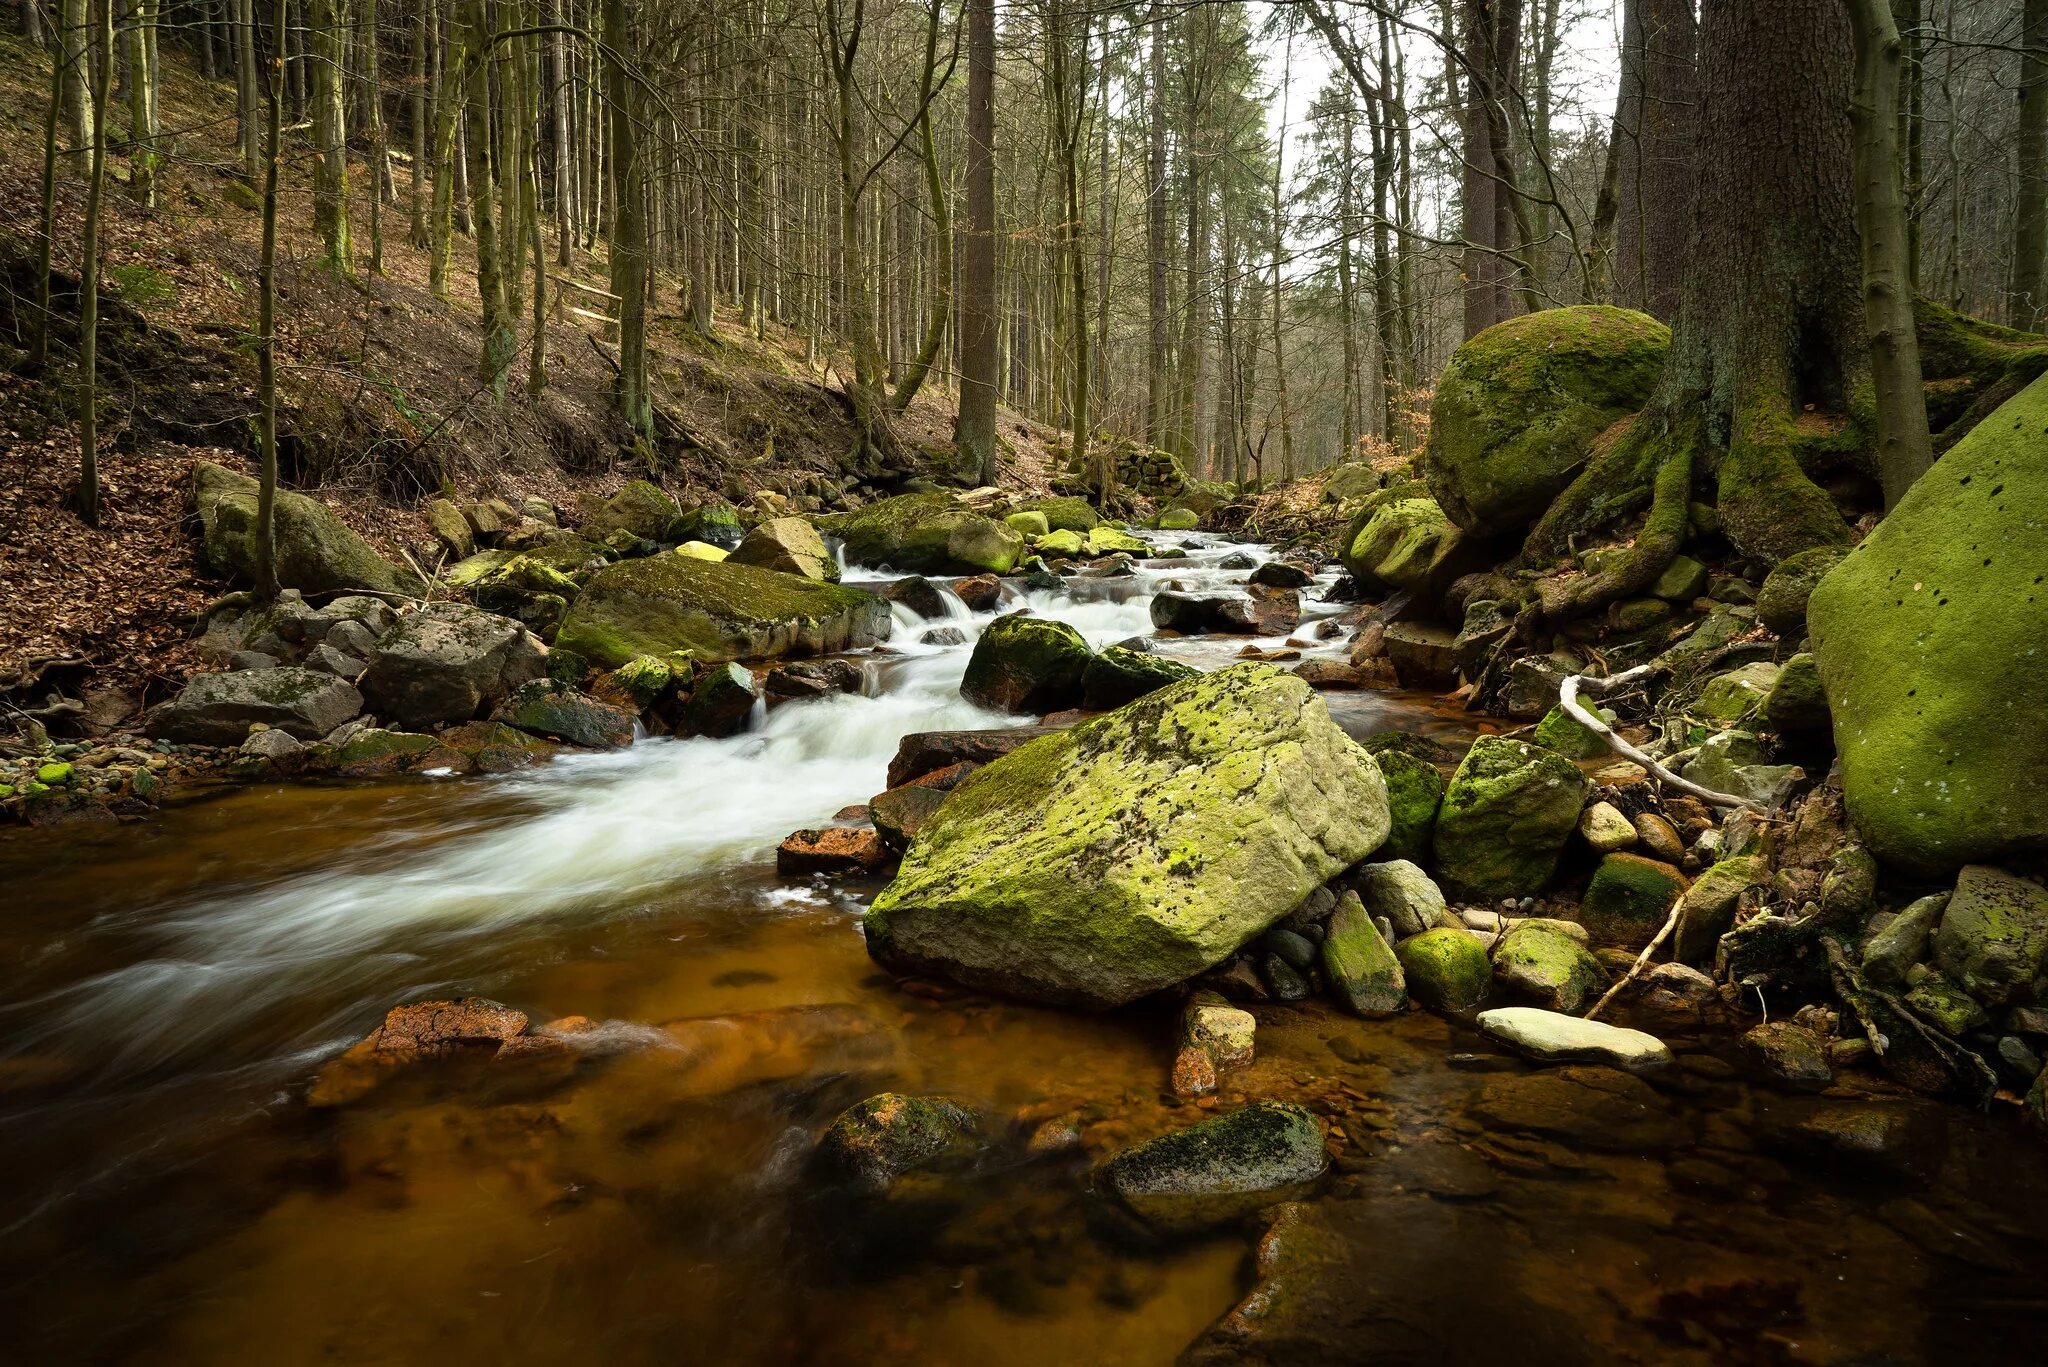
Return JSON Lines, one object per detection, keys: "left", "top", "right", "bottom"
{"left": 359, "top": 602, "right": 545, "bottom": 729}
{"left": 1681, "top": 731, "right": 1804, "bottom": 809}
{"left": 1261, "top": 953, "right": 1313, "bottom": 1001}
{"left": 1903, "top": 970, "right": 1991, "bottom": 1036}
{"left": 1672, "top": 855, "right": 1765, "bottom": 963}
{"left": 1394, "top": 927, "right": 1491, "bottom": 1013}
{"left": 1080, "top": 644, "right": 1198, "bottom": 711}
{"left": 1502, "top": 653, "right": 1579, "bottom": 720}
{"left": 959, "top": 613, "right": 1092, "bottom": 713}
{"left": 1219, "top": 551, "right": 1256, "bottom": 570}
{"left": 1322, "top": 892, "right": 1406, "bottom": 1017}
{"left": 1381, "top": 621, "right": 1459, "bottom": 691}
{"left": 192, "top": 461, "right": 424, "bottom": 598}
{"left": 728, "top": 516, "right": 838, "bottom": 582}
{"left": 1217, "top": 585, "right": 1302, "bottom": 635}
{"left": 880, "top": 574, "right": 952, "bottom": 619}
{"left": 1491, "top": 922, "right": 1604, "bottom": 1014}
{"left": 438, "top": 720, "right": 556, "bottom": 773}
{"left": 1097, "top": 1102, "right": 1327, "bottom": 1235}
{"left": 1289, "top": 658, "right": 1387, "bottom": 690}
{"left": 309, "top": 998, "right": 533, "bottom": 1106}
{"left": 1740, "top": 1021, "right": 1834, "bottom": 1090}
{"left": 1476, "top": 1007, "right": 1673, "bottom": 1072}
{"left": 1466, "top": 1064, "right": 1684, "bottom": 1149}
{"left": 1620, "top": 962, "right": 1721, "bottom": 1032}
{"left": 237, "top": 727, "right": 306, "bottom": 768}
{"left": 811, "top": 1093, "right": 980, "bottom": 1196}
{"left": 1579, "top": 853, "right": 1688, "bottom": 949}
{"left": 494, "top": 679, "right": 635, "bottom": 748}
{"left": 1359, "top": 744, "right": 1444, "bottom": 864}
{"left": 1352, "top": 859, "right": 1446, "bottom": 939}
{"left": 870, "top": 784, "right": 947, "bottom": 849}
{"left": 887, "top": 727, "right": 1059, "bottom": 788}
{"left": 314, "top": 727, "right": 474, "bottom": 778}
{"left": 1578, "top": 800, "right": 1637, "bottom": 853}
{"left": 778, "top": 826, "right": 890, "bottom": 876}
{"left": 149, "top": 667, "right": 364, "bottom": 745}
{"left": 671, "top": 502, "right": 745, "bottom": 550}
{"left": 577, "top": 479, "right": 681, "bottom": 541}
{"left": 818, "top": 492, "right": 1024, "bottom": 574}
{"left": 558, "top": 556, "right": 889, "bottom": 668}
{"left": 1765, "top": 1100, "right": 1948, "bottom": 1184}
{"left": 1633, "top": 812, "right": 1686, "bottom": 864}
{"left": 1930, "top": 864, "right": 2048, "bottom": 1008}
{"left": 1452, "top": 599, "right": 1515, "bottom": 678}
{"left": 1432, "top": 737, "right": 1588, "bottom": 901}
{"left": 866, "top": 667, "right": 1390, "bottom": 1008}
{"left": 1174, "top": 992, "right": 1256, "bottom": 1097}
{"left": 679, "top": 662, "right": 760, "bottom": 738}
{"left": 920, "top": 625, "right": 968, "bottom": 647}
{"left": 950, "top": 574, "right": 1003, "bottom": 612}
{"left": 1249, "top": 560, "right": 1314, "bottom": 589}
{"left": 762, "top": 658, "right": 864, "bottom": 707}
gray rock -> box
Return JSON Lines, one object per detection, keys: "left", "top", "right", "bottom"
{"left": 1262, "top": 953, "right": 1312, "bottom": 1002}
{"left": 1383, "top": 621, "right": 1459, "bottom": 690}
{"left": 1681, "top": 732, "right": 1803, "bottom": 809}
{"left": 1097, "top": 1102, "right": 1327, "bottom": 1234}
{"left": 1322, "top": 891, "right": 1406, "bottom": 1017}
{"left": 1262, "top": 926, "right": 1318, "bottom": 972}
{"left": 237, "top": 728, "right": 306, "bottom": 764}
{"left": 679, "top": 662, "right": 760, "bottom": 738}
{"left": 305, "top": 642, "right": 368, "bottom": 681}
{"left": 1352, "top": 859, "right": 1447, "bottom": 938}
{"left": 227, "top": 650, "right": 280, "bottom": 671}
{"left": 1932, "top": 865, "right": 2048, "bottom": 1008}
{"left": 358, "top": 602, "right": 545, "bottom": 729}
{"left": 149, "top": 667, "right": 364, "bottom": 745}
{"left": 1861, "top": 892, "right": 1948, "bottom": 985}
{"left": 494, "top": 680, "right": 637, "bottom": 748}
{"left": 1578, "top": 800, "right": 1637, "bottom": 853}
{"left": 1476, "top": 1007, "right": 1672, "bottom": 1072}
{"left": 322, "top": 617, "right": 381, "bottom": 659}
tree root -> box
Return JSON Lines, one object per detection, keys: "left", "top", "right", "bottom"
{"left": 1558, "top": 664, "right": 1762, "bottom": 810}
{"left": 1534, "top": 444, "right": 1693, "bottom": 623}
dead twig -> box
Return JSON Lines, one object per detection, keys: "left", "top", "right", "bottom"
{"left": 1584, "top": 890, "right": 1685, "bottom": 1020}
{"left": 1559, "top": 664, "right": 1761, "bottom": 811}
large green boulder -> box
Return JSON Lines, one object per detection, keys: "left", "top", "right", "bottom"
{"left": 556, "top": 555, "right": 889, "bottom": 668}
{"left": 1432, "top": 736, "right": 1588, "bottom": 900}
{"left": 864, "top": 666, "right": 1392, "bottom": 1008}
{"left": 1808, "top": 373, "right": 2048, "bottom": 874}
{"left": 819, "top": 493, "right": 1024, "bottom": 575}
{"left": 959, "top": 614, "right": 1093, "bottom": 714}
{"left": 727, "top": 516, "right": 839, "bottom": 582}
{"left": 1339, "top": 493, "right": 1458, "bottom": 592}
{"left": 1579, "top": 853, "right": 1689, "bottom": 949}
{"left": 1423, "top": 305, "right": 1669, "bottom": 539}
{"left": 1491, "top": 921, "right": 1603, "bottom": 1014}
{"left": 1012, "top": 496, "right": 1099, "bottom": 533}
{"left": 578, "top": 479, "right": 681, "bottom": 541}
{"left": 1358, "top": 739, "right": 1446, "bottom": 864}
{"left": 192, "top": 461, "right": 422, "bottom": 598}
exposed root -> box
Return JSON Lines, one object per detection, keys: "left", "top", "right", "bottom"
{"left": 1534, "top": 444, "right": 1693, "bottom": 622}
{"left": 1559, "top": 665, "right": 1761, "bottom": 811}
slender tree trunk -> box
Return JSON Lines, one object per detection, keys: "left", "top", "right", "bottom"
{"left": 235, "top": 0, "right": 260, "bottom": 178}
{"left": 77, "top": 0, "right": 113, "bottom": 525}
{"left": 125, "top": 0, "right": 157, "bottom": 206}
{"left": 308, "top": 0, "right": 351, "bottom": 270}
{"left": 1144, "top": 0, "right": 1169, "bottom": 446}
{"left": 1459, "top": 0, "right": 1499, "bottom": 337}
{"left": 1609, "top": 0, "right": 1698, "bottom": 318}
{"left": 30, "top": 21, "right": 65, "bottom": 371}
{"left": 890, "top": 0, "right": 953, "bottom": 412}
{"left": 2013, "top": 0, "right": 2048, "bottom": 329}
{"left": 604, "top": 0, "right": 649, "bottom": 433}
{"left": 463, "top": 0, "right": 513, "bottom": 393}
{"left": 429, "top": 0, "right": 461, "bottom": 294}
{"left": 60, "top": 0, "right": 92, "bottom": 159}
{"left": 409, "top": 0, "right": 427, "bottom": 247}
{"left": 256, "top": 0, "right": 287, "bottom": 599}
{"left": 953, "top": 0, "right": 997, "bottom": 481}
{"left": 1845, "top": 0, "right": 1932, "bottom": 506}
{"left": 364, "top": 0, "right": 386, "bottom": 272}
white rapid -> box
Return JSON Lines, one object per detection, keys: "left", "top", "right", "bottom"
{"left": 19, "top": 535, "right": 1311, "bottom": 1075}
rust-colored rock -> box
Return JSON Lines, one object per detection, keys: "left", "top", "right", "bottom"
{"left": 309, "top": 997, "right": 532, "bottom": 1106}
{"left": 951, "top": 574, "right": 1003, "bottom": 612}
{"left": 777, "top": 825, "right": 890, "bottom": 875}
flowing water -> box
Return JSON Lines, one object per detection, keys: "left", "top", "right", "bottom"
{"left": 4, "top": 538, "right": 2046, "bottom": 1365}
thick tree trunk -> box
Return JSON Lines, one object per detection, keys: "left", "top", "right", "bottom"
{"left": 953, "top": 0, "right": 997, "bottom": 482}
{"left": 307, "top": 0, "right": 351, "bottom": 271}
{"left": 1609, "top": 0, "right": 1697, "bottom": 319}
{"left": 463, "top": 0, "right": 514, "bottom": 394}
{"left": 1459, "top": 0, "right": 1499, "bottom": 338}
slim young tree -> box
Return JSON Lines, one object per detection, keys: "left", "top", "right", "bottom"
{"left": 77, "top": 0, "right": 114, "bottom": 525}
{"left": 953, "top": 0, "right": 997, "bottom": 481}
{"left": 256, "top": 0, "right": 290, "bottom": 600}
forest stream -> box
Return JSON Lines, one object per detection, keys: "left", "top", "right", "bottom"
{"left": 4, "top": 540, "right": 2048, "bottom": 1366}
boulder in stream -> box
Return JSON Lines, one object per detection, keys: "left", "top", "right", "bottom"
{"left": 1432, "top": 737, "right": 1588, "bottom": 901}
{"left": 1096, "top": 1101, "right": 1327, "bottom": 1235}
{"left": 358, "top": 601, "right": 546, "bottom": 728}
{"left": 1080, "top": 644, "right": 1198, "bottom": 711}
{"left": 864, "top": 665, "right": 1391, "bottom": 1008}
{"left": 149, "top": 666, "right": 364, "bottom": 745}
{"left": 817, "top": 492, "right": 1024, "bottom": 575}
{"left": 1476, "top": 1006, "right": 1673, "bottom": 1072}
{"left": 727, "top": 516, "right": 839, "bottom": 582}
{"left": 959, "top": 614, "right": 1093, "bottom": 714}
{"left": 557, "top": 556, "right": 890, "bottom": 669}
{"left": 811, "top": 1093, "right": 981, "bottom": 1198}
{"left": 494, "top": 679, "right": 636, "bottom": 748}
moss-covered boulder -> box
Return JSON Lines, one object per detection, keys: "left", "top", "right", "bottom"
{"left": 1085, "top": 526, "right": 1152, "bottom": 557}
{"left": 557, "top": 556, "right": 889, "bottom": 668}
{"left": 1757, "top": 546, "right": 1848, "bottom": 637}
{"left": 728, "top": 516, "right": 839, "bottom": 582}
{"left": 811, "top": 1093, "right": 981, "bottom": 1197}
{"left": 1762, "top": 653, "right": 1831, "bottom": 734}
{"left": 1339, "top": 494, "right": 1458, "bottom": 592}
{"left": 1014, "top": 495, "right": 1100, "bottom": 533}
{"left": 1358, "top": 741, "right": 1446, "bottom": 864}
{"left": 1532, "top": 703, "right": 1611, "bottom": 759}
{"left": 1673, "top": 855, "right": 1764, "bottom": 963}
{"left": 1580, "top": 853, "right": 1689, "bottom": 948}
{"left": 1695, "top": 662, "right": 1781, "bottom": 723}
{"left": 1005, "top": 510, "right": 1051, "bottom": 538}
{"left": 1080, "top": 644, "right": 1198, "bottom": 711}
{"left": 959, "top": 614, "right": 1093, "bottom": 713}
{"left": 578, "top": 479, "right": 681, "bottom": 541}
{"left": 1931, "top": 865, "right": 2048, "bottom": 1008}
{"left": 493, "top": 679, "right": 636, "bottom": 748}
{"left": 1423, "top": 306, "right": 1669, "bottom": 539}
{"left": 864, "top": 666, "right": 1391, "bottom": 1008}
{"left": 192, "top": 461, "right": 423, "bottom": 598}
{"left": 1156, "top": 507, "right": 1200, "bottom": 531}
{"left": 819, "top": 493, "right": 1024, "bottom": 575}
{"left": 1322, "top": 891, "right": 1406, "bottom": 1017}
{"left": 1492, "top": 921, "right": 1604, "bottom": 1013}
{"left": 1096, "top": 1101, "right": 1326, "bottom": 1235}
{"left": 1808, "top": 373, "right": 2048, "bottom": 874}
{"left": 149, "top": 666, "right": 363, "bottom": 745}
{"left": 1395, "top": 927, "right": 1491, "bottom": 1012}
{"left": 672, "top": 502, "right": 744, "bottom": 550}
{"left": 1432, "top": 736, "right": 1588, "bottom": 900}
{"left": 1034, "top": 529, "right": 1088, "bottom": 559}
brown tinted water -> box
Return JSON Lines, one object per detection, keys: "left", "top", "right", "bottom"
{"left": 4, "top": 544, "right": 2046, "bottom": 1365}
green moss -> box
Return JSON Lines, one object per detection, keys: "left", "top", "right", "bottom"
{"left": 1341, "top": 496, "right": 1456, "bottom": 591}
{"left": 1491, "top": 922, "right": 1602, "bottom": 1013}
{"left": 819, "top": 493, "right": 1024, "bottom": 574}
{"left": 1011, "top": 496, "right": 1100, "bottom": 533}
{"left": 1762, "top": 653, "right": 1830, "bottom": 735}
{"left": 605, "top": 655, "right": 672, "bottom": 708}
{"left": 1531, "top": 704, "right": 1611, "bottom": 758}
{"left": 1370, "top": 748, "right": 1445, "bottom": 864}
{"left": 1694, "top": 662, "right": 1781, "bottom": 723}
{"left": 960, "top": 614, "right": 1093, "bottom": 713}
{"left": 1580, "top": 853, "right": 1688, "bottom": 947}
{"left": 1809, "top": 372, "right": 2048, "bottom": 874}
{"left": 1035, "top": 529, "right": 1088, "bottom": 558}
{"left": 1757, "top": 546, "right": 1848, "bottom": 636}
{"left": 1674, "top": 855, "right": 1765, "bottom": 963}
{"left": 1005, "top": 510, "right": 1051, "bottom": 538}
{"left": 1394, "top": 928, "right": 1491, "bottom": 1012}
{"left": 192, "top": 461, "right": 422, "bottom": 598}
{"left": 1081, "top": 645, "right": 1198, "bottom": 711}
{"left": 580, "top": 480, "right": 682, "bottom": 540}
{"left": 1085, "top": 526, "right": 1151, "bottom": 556}
{"left": 1425, "top": 305, "right": 1668, "bottom": 539}
{"left": 1432, "top": 736, "right": 1588, "bottom": 900}
{"left": 1717, "top": 403, "right": 1854, "bottom": 567}
{"left": 1156, "top": 507, "right": 1200, "bottom": 531}
{"left": 35, "top": 761, "right": 74, "bottom": 784}
{"left": 556, "top": 555, "right": 889, "bottom": 668}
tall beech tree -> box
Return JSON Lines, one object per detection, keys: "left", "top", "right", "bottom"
{"left": 953, "top": 0, "right": 997, "bottom": 481}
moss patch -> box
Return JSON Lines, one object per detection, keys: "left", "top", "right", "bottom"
{"left": 557, "top": 555, "right": 889, "bottom": 668}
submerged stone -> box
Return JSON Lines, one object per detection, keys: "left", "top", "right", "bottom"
{"left": 1491, "top": 922, "right": 1604, "bottom": 1014}
{"left": 811, "top": 1093, "right": 980, "bottom": 1197}
{"left": 1097, "top": 1101, "right": 1327, "bottom": 1235}
{"left": 864, "top": 666, "right": 1390, "bottom": 1009}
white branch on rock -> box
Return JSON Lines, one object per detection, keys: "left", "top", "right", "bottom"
{"left": 1558, "top": 665, "right": 1762, "bottom": 811}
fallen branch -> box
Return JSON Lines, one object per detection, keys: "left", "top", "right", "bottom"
{"left": 1559, "top": 664, "right": 1761, "bottom": 811}
{"left": 1584, "top": 890, "right": 1685, "bottom": 1020}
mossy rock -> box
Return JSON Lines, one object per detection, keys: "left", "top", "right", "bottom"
{"left": 1762, "top": 653, "right": 1830, "bottom": 734}
{"left": 1532, "top": 704, "right": 1611, "bottom": 759}
{"left": 1423, "top": 305, "right": 1669, "bottom": 539}
{"left": 865, "top": 666, "right": 1392, "bottom": 1008}
{"left": 1156, "top": 507, "right": 1200, "bottom": 531}
{"left": 960, "top": 614, "right": 1093, "bottom": 714}
{"left": 728, "top": 516, "right": 838, "bottom": 582}
{"left": 1694, "top": 662, "right": 1781, "bottom": 723}
{"left": 1081, "top": 644, "right": 1198, "bottom": 712}
{"left": 1097, "top": 1102, "right": 1327, "bottom": 1235}
{"left": 1650, "top": 555, "right": 1708, "bottom": 602}
{"left": 1930, "top": 864, "right": 2048, "bottom": 1008}
{"left": 1005, "top": 510, "right": 1051, "bottom": 538}
{"left": 672, "top": 503, "right": 745, "bottom": 550}
{"left": 192, "top": 461, "right": 423, "bottom": 598}
{"left": 1673, "top": 855, "right": 1765, "bottom": 964}
{"left": 1339, "top": 494, "right": 1458, "bottom": 592}
{"left": 556, "top": 555, "right": 890, "bottom": 668}
{"left": 1012, "top": 496, "right": 1100, "bottom": 533}
{"left": 579, "top": 480, "right": 682, "bottom": 541}
{"left": 819, "top": 493, "right": 1024, "bottom": 575}
{"left": 471, "top": 553, "right": 583, "bottom": 617}
{"left": 1757, "top": 546, "right": 1848, "bottom": 637}
{"left": 1808, "top": 373, "right": 2048, "bottom": 874}
{"left": 1394, "top": 928, "right": 1491, "bottom": 1013}
{"left": 812, "top": 1093, "right": 981, "bottom": 1197}
{"left": 1580, "top": 853, "right": 1688, "bottom": 949}
{"left": 1085, "top": 526, "right": 1151, "bottom": 557}
{"left": 1368, "top": 747, "right": 1445, "bottom": 864}
{"left": 1034, "top": 529, "right": 1088, "bottom": 558}
{"left": 1491, "top": 922, "right": 1603, "bottom": 1014}
{"left": 1432, "top": 736, "right": 1588, "bottom": 900}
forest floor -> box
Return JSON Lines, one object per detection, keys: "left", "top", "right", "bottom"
{"left": 0, "top": 31, "right": 1072, "bottom": 695}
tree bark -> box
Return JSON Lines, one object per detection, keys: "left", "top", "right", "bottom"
{"left": 604, "top": 0, "right": 650, "bottom": 434}
{"left": 463, "top": 0, "right": 514, "bottom": 394}
{"left": 1609, "top": 0, "right": 1697, "bottom": 319}
{"left": 2013, "top": 0, "right": 2048, "bottom": 329}
{"left": 307, "top": 0, "right": 351, "bottom": 270}
{"left": 256, "top": 0, "right": 288, "bottom": 599}
{"left": 77, "top": 0, "right": 113, "bottom": 525}
{"left": 953, "top": 0, "right": 997, "bottom": 481}
{"left": 1845, "top": 0, "right": 1932, "bottom": 507}
{"left": 1144, "top": 0, "right": 1169, "bottom": 447}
